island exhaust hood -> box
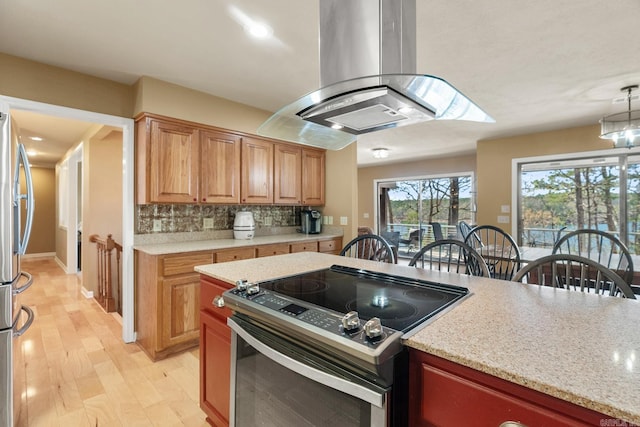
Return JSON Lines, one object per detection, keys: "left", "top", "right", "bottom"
{"left": 257, "top": 0, "right": 494, "bottom": 150}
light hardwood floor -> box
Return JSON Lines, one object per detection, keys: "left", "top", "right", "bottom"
{"left": 18, "top": 257, "right": 208, "bottom": 427}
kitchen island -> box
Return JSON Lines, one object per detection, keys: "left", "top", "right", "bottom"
{"left": 196, "top": 252, "right": 640, "bottom": 426}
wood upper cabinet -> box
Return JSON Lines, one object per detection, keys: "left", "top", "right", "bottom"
{"left": 274, "top": 143, "right": 302, "bottom": 205}
{"left": 142, "top": 118, "right": 200, "bottom": 203}
{"left": 301, "top": 148, "right": 325, "bottom": 206}
{"left": 200, "top": 130, "right": 241, "bottom": 204}
{"left": 241, "top": 138, "right": 273, "bottom": 204}
{"left": 136, "top": 113, "right": 325, "bottom": 206}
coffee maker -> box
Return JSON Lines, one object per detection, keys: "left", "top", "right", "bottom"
{"left": 300, "top": 209, "right": 322, "bottom": 234}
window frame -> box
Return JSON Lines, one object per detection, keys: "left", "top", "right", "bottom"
{"left": 512, "top": 147, "right": 640, "bottom": 250}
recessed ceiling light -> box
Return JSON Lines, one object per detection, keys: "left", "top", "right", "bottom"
{"left": 29, "top": 136, "right": 43, "bottom": 141}
{"left": 331, "top": 123, "right": 343, "bottom": 130}
{"left": 229, "top": 6, "right": 273, "bottom": 40}
{"left": 372, "top": 148, "right": 389, "bottom": 159}
{"left": 245, "top": 22, "right": 273, "bottom": 39}
{"left": 26, "top": 150, "right": 37, "bottom": 156}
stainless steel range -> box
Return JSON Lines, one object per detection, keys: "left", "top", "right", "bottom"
{"left": 222, "top": 264, "right": 470, "bottom": 427}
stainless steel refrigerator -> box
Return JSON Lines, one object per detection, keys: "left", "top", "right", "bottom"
{"left": 0, "top": 102, "right": 35, "bottom": 426}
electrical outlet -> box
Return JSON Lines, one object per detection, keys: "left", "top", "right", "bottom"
{"left": 340, "top": 216, "right": 348, "bottom": 225}
{"left": 327, "top": 216, "right": 333, "bottom": 225}
{"left": 203, "top": 218, "right": 214, "bottom": 229}
{"left": 497, "top": 215, "right": 510, "bottom": 224}
{"left": 153, "top": 219, "right": 162, "bottom": 232}
{"left": 501, "top": 205, "right": 510, "bottom": 213}
{"left": 264, "top": 216, "right": 272, "bottom": 226}
{"left": 363, "top": 213, "right": 370, "bottom": 219}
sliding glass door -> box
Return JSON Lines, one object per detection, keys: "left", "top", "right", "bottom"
{"left": 377, "top": 174, "right": 474, "bottom": 260}
{"left": 518, "top": 152, "right": 640, "bottom": 254}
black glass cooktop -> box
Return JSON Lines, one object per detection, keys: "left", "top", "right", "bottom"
{"left": 257, "top": 265, "right": 469, "bottom": 332}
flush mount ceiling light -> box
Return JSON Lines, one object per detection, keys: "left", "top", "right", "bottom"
{"left": 600, "top": 85, "right": 640, "bottom": 148}
{"left": 372, "top": 148, "right": 389, "bottom": 159}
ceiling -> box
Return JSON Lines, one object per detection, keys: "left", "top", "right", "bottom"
{"left": 1, "top": 0, "right": 639, "bottom": 167}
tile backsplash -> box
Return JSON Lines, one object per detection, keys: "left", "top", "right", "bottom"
{"left": 136, "top": 204, "right": 303, "bottom": 234}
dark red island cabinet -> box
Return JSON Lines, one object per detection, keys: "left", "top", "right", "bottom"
{"left": 200, "top": 275, "right": 233, "bottom": 427}
{"left": 409, "top": 350, "right": 611, "bottom": 427}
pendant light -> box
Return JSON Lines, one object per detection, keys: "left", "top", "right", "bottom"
{"left": 600, "top": 85, "right": 640, "bottom": 148}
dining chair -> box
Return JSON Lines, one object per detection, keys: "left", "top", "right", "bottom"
{"left": 512, "top": 253, "right": 636, "bottom": 298}
{"left": 408, "top": 239, "right": 491, "bottom": 277}
{"left": 429, "top": 222, "right": 444, "bottom": 241}
{"left": 380, "top": 231, "right": 401, "bottom": 262}
{"left": 457, "top": 221, "right": 474, "bottom": 241}
{"left": 552, "top": 229, "right": 634, "bottom": 286}
{"left": 340, "top": 234, "right": 396, "bottom": 264}
{"left": 464, "top": 225, "right": 521, "bottom": 280}
{"left": 399, "top": 228, "right": 425, "bottom": 254}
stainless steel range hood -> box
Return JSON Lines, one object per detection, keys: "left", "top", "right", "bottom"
{"left": 258, "top": 0, "right": 494, "bottom": 150}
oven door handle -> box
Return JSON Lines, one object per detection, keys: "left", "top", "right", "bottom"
{"left": 228, "top": 317, "right": 385, "bottom": 408}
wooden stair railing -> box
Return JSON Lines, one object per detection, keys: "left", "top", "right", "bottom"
{"left": 89, "top": 234, "right": 123, "bottom": 314}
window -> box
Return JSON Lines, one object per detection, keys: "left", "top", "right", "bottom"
{"left": 517, "top": 152, "right": 640, "bottom": 254}
{"left": 376, "top": 173, "right": 475, "bottom": 260}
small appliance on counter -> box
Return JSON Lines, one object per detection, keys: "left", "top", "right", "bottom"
{"left": 233, "top": 211, "right": 255, "bottom": 239}
{"left": 300, "top": 208, "right": 322, "bottom": 234}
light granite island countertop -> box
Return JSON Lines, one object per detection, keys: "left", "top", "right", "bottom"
{"left": 195, "top": 252, "right": 640, "bottom": 425}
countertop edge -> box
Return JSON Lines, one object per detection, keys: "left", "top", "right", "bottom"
{"left": 133, "top": 232, "right": 343, "bottom": 255}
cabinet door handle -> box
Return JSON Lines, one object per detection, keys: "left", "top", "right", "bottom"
{"left": 212, "top": 296, "right": 225, "bottom": 308}
{"left": 499, "top": 422, "right": 528, "bottom": 427}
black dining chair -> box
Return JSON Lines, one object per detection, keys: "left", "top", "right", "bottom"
{"left": 340, "top": 234, "right": 396, "bottom": 264}
{"left": 512, "top": 253, "right": 636, "bottom": 298}
{"left": 464, "top": 225, "right": 521, "bottom": 280}
{"left": 552, "top": 229, "right": 634, "bottom": 287}
{"left": 408, "top": 239, "right": 491, "bottom": 277}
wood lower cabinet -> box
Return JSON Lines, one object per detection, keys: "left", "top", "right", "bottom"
{"left": 214, "top": 247, "right": 256, "bottom": 263}
{"left": 136, "top": 250, "right": 213, "bottom": 360}
{"left": 135, "top": 236, "right": 341, "bottom": 362}
{"left": 318, "top": 238, "right": 341, "bottom": 254}
{"left": 200, "top": 275, "right": 233, "bottom": 427}
{"left": 409, "top": 350, "right": 607, "bottom": 427}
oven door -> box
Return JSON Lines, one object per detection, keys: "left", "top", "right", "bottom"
{"left": 228, "top": 315, "right": 390, "bottom": 427}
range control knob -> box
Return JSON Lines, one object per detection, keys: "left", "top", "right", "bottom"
{"left": 235, "top": 279, "right": 249, "bottom": 291}
{"left": 246, "top": 283, "right": 260, "bottom": 296}
{"left": 364, "top": 317, "right": 383, "bottom": 340}
{"left": 341, "top": 311, "right": 360, "bottom": 332}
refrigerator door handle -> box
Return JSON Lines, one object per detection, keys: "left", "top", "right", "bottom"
{"left": 13, "top": 305, "right": 34, "bottom": 338}
{"left": 13, "top": 143, "right": 34, "bottom": 255}
{"left": 12, "top": 271, "right": 33, "bottom": 295}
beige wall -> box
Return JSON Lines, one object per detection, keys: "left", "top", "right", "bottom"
{"left": 357, "top": 154, "right": 477, "bottom": 231}
{"left": 132, "top": 76, "right": 270, "bottom": 135}
{"left": 82, "top": 130, "right": 123, "bottom": 295}
{"left": 0, "top": 53, "right": 133, "bottom": 117}
{"left": 325, "top": 143, "right": 359, "bottom": 242}
{"left": 476, "top": 124, "right": 610, "bottom": 229}
{"left": 3, "top": 54, "right": 357, "bottom": 262}
{"left": 20, "top": 167, "right": 56, "bottom": 254}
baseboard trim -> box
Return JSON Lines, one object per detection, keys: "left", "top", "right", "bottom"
{"left": 22, "top": 252, "right": 56, "bottom": 259}
{"left": 81, "top": 287, "right": 94, "bottom": 299}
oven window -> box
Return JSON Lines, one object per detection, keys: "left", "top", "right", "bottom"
{"left": 232, "top": 330, "right": 385, "bottom": 426}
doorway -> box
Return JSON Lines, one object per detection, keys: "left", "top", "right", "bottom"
{"left": 1, "top": 95, "right": 136, "bottom": 343}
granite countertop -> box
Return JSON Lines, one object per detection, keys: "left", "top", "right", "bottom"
{"left": 195, "top": 252, "right": 640, "bottom": 424}
{"left": 133, "top": 232, "right": 343, "bottom": 255}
